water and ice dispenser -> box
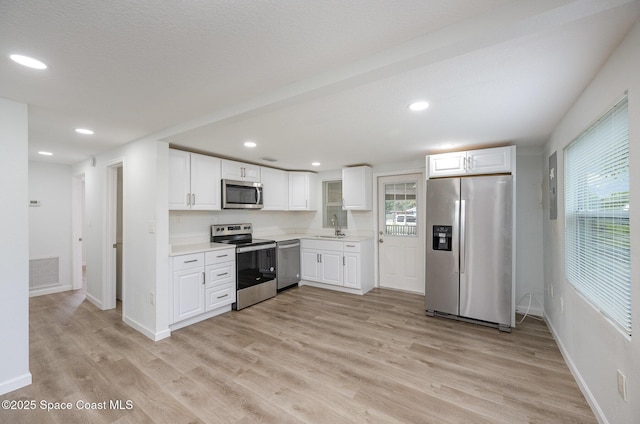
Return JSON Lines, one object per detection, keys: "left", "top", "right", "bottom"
{"left": 432, "top": 225, "right": 452, "bottom": 251}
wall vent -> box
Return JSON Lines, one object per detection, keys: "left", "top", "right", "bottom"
{"left": 29, "top": 257, "right": 59, "bottom": 289}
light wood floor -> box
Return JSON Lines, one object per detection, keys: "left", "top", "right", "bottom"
{"left": 1, "top": 286, "right": 596, "bottom": 423}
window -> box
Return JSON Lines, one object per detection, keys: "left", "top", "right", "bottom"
{"left": 323, "top": 180, "right": 347, "bottom": 229}
{"left": 384, "top": 181, "right": 418, "bottom": 236}
{"left": 564, "top": 95, "right": 631, "bottom": 335}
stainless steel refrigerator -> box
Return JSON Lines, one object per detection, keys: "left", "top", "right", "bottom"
{"left": 425, "top": 175, "right": 513, "bottom": 331}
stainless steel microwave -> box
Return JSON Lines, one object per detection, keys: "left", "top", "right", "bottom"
{"left": 222, "top": 179, "right": 263, "bottom": 209}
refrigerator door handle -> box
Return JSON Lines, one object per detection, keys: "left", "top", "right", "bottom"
{"left": 460, "top": 200, "right": 466, "bottom": 274}
{"left": 454, "top": 200, "right": 460, "bottom": 274}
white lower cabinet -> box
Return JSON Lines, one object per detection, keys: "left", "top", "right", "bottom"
{"left": 343, "top": 254, "right": 360, "bottom": 289}
{"left": 204, "top": 259, "right": 236, "bottom": 311}
{"left": 171, "top": 253, "right": 206, "bottom": 323}
{"left": 300, "top": 239, "right": 373, "bottom": 294}
{"left": 170, "top": 247, "right": 236, "bottom": 329}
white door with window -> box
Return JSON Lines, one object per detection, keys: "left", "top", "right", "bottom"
{"left": 378, "top": 174, "right": 425, "bottom": 294}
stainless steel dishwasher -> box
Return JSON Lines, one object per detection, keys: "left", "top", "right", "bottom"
{"left": 276, "top": 239, "right": 300, "bottom": 291}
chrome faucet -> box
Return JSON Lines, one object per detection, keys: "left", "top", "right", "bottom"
{"left": 332, "top": 214, "right": 345, "bottom": 237}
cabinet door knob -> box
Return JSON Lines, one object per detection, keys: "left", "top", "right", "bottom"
{"left": 379, "top": 239, "right": 384, "bottom": 243}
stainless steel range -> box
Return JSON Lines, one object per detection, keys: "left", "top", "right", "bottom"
{"left": 211, "top": 224, "right": 277, "bottom": 310}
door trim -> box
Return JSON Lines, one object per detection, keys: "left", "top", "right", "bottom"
{"left": 104, "top": 158, "right": 124, "bottom": 311}
{"left": 71, "top": 173, "right": 85, "bottom": 290}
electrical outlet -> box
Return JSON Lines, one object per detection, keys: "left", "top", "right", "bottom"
{"left": 150, "top": 293, "right": 155, "bottom": 306}
{"left": 560, "top": 297, "right": 564, "bottom": 314}
{"left": 148, "top": 220, "right": 156, "bottom": 234}
{"left": 617, "top": 369, "right": 627, "bottom": 401}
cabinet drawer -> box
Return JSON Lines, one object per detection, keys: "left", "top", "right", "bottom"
{"left": 206, "top": 262, "right": 235, "bottom": 288}
{"left": 205, "top": 248, "right": 235, "bottom": 265}
{"left": 343, "top": 242, "right": 361, "bottom": 253}
{"left": 205, "top": 284, "right": 236, "bottom": 311}
{"left": 172, "top": 253, "right": 204, "bottom": 271}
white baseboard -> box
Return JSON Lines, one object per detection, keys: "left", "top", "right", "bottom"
{"left": 515, "top": 305, "right": 544, "bottom": 317}
{"left": 299, "top": 280, "right": 370, "bottom": 295}
{"left": 29, "top": 284, "right": 73, "bottom": 297}
{"left": 0, "top": 372, "right": 32, "bottom": 396}
{"left": 85, "top": 292, "right": 102, "bottom": 309}
{"left": 544, "top": 317, "right": 608, "bottom": 424}
{"left": 123, "top": 315, "right": 171, "bottom": 342}
{"left": 169, "top": 305, "right": 232, "bottom": 332}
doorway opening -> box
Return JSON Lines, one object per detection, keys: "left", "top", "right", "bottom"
{"left": 105, "top": 160, "right": 124, "bottom": 315}
{"left": 72, "top": 174, "right": 86, "bottom": 291}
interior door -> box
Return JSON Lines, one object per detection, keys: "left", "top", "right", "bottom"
{"left": 377, "top": 174, "right": 424, "bottom": 293}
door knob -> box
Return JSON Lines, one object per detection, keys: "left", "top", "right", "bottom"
{"left": 379, "top": 239, "right": 384, "bottom": 243}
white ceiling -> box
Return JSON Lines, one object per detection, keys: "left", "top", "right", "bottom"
{"left": 1, "top": 0, "right": 638, "bottom": 171}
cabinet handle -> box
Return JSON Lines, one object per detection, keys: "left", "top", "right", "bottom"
{"left": 186, "top": 193, "right": 191, "bottom": 206}
{"left": 319, "top": 254, "right": 322, "bottom": 263}
{"left": 217, "top": 254, "right": 228, "bottom": 258}
{"left": 217, "top": 294, "right": 229, "bottom": 299}
{"left": 202, "top": 272, "right": 206, "bottom": 284}
{"left": 184, "top": 259, "right": 198, "bottom": 263}
{"left": 217, "top": 272, "right": 228, "bottom": 277}
{"left": 343, "top": 256, "right": 345, "bottom": 266}
{"left": 346, "top": 244, "right": 355, "bottom": 248}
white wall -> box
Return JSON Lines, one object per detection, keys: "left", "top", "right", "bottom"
{"left": 515, "top": 149, "right": 545, "bottom": 316}
{"left": 0, "top": 97, "right": 32, "bottom": 395}
{"left": 28, "top": 161, "right": 73, "bottom": 295}
{"left": 73, "top": 138, "right": 170, "bottom": 341}
{"left": 543, "top": 20, "right": 640, "bottom": 424}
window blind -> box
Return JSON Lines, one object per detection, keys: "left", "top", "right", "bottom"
{"left": 564, "top": 95, "right": 631, "bottom": 335}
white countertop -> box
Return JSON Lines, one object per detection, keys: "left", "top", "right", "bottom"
{"left": 169, "top": 242, "right": 235, "bottom": 256}
{"left": 170, "top": 234, "right": 373, "bottom": 256}
{"left": 268, "top": 233, "right": 373, "bottom": 243}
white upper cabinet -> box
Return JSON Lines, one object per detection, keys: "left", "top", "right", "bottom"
{"left": 260, "top": 167, "right": 289, "bottom": 211}
{"left": 169, "top": 149, "right": 221, "bottom": 210}
{"left": 190, "top": 153, "right": 222, "bottom": 210}
{"left": 288, "top": 171, "right": 318, "bottom": 211}
{"left": 168, "top": 149, "right": 191, "bottom": 209}
{"left": 221, "top": 159, "right": 260, "bottom": 182}
{"left": 342, "top": 165, "right": 372, "bottom": 210}
{"left": 427, "top": 146, "right": 514, "bottom": 178}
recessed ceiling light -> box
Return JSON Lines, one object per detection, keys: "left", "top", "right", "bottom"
{"left": 75, "top": 128, "right": 94, "bottom": 135}
{"left": 244, "top": 141, "right": 257, "bottom": 148}
{"left": 10, "top": 54, "right": 47, "bottom": 70}
{"left": 38, "top": 151, "right": 53, "bottom": 156}
{"left": 408, "top": 101, "right": 429, "bottom": 111}
{"left": 312, "top": 162, "right": 321, "bottom": 167}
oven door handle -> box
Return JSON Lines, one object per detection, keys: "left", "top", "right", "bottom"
{"left": 236, "top": 243, "right": 276, "bottom": 253}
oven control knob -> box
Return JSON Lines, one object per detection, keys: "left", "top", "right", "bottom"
{"left": 270, "top": 267, "right": 274, "bottom": 272}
